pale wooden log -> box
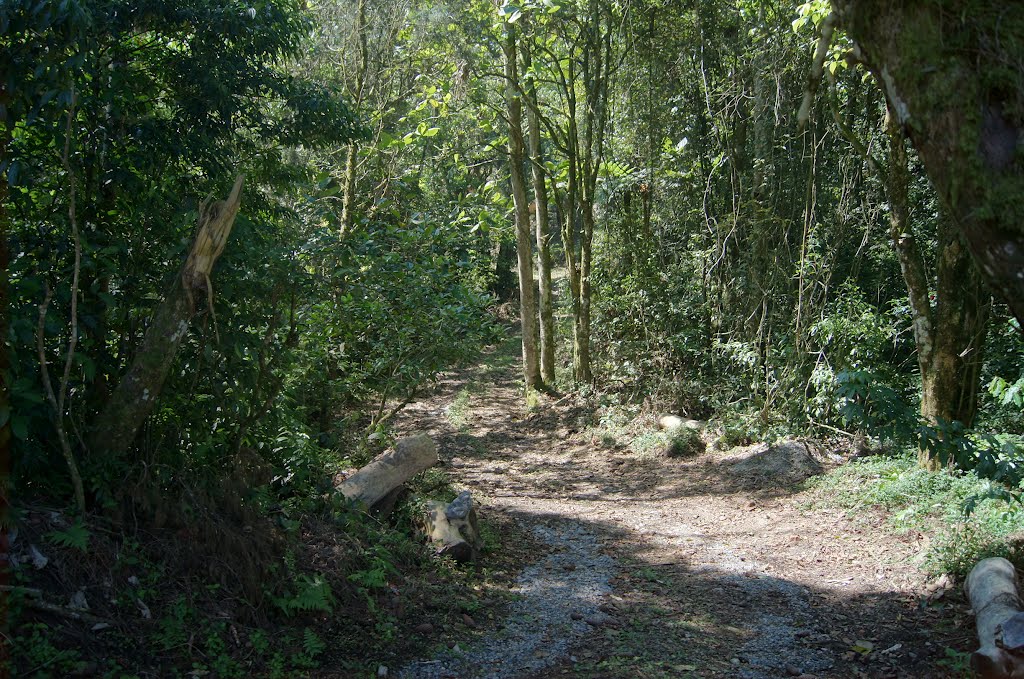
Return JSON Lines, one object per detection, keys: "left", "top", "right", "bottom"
{"left": 338, "top": 435, "right": 437, "bottom": 509}
{"left": 966, "top": 557, "right": 1024, "bottom": 679}
{"left": 658, "top": 415, "right": 703, "bottom": 431}
{"left": 423, "top": 491, "right": 481, "bottom": 563}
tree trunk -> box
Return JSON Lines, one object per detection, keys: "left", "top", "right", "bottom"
{"left": 340, "top": 0, "right": 369, "bottom": 236}
{"left": 421, "top": 490, "right": 482, "bottom": 563}
{"left": 491, "top": 237, "right": 517, "bottom": 302}
{"left": 522, "top": 39, "right": 556, "bottom": 387}
{"left": 885, "top": 112, "right": 990, "bottom": 469}
{"left": 563, "top": 127, "right": 584, "bottom": 383}
{"left": 573, "top": 0, "right": 612, "bottom": 386}
{"left": 832, "top": 0, "right": 1024, "bottom": 326}
{"left": 0, "top": 124, "right": 11, "bottom": 508}
{"left": 577, "top": 204, "right": 594, "bottom": 384}
{"left": 502, "top": 24, "right": 542, "bottom": 391}
{"left": 91, "top": 176, "right": 244, "bottom": 458}
{"left": 920, "top": 216, "right": 991, "bottom": 463}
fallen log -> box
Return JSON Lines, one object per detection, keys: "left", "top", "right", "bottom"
{"left": 658, "top": 415, "right": 703, "bottom": 431}
{"left": 422, "top": 490, "right": 481, "bottom": 563}
{"left": 337, "top": 435, "right": 437, "bottom": 510}
{"left": 966, "top": 557, "right": 1024, "bottom": 679}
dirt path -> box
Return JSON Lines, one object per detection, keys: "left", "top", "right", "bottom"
{"left": 392, "top": 337, "right": 970, "bottom": 678}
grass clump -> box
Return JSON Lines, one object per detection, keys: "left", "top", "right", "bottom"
{"left": 445, "top": 388, "right": 473, "bottom": 429}
{"left": 806, "top": 451, "right": 1024, "bottom": 578}
{"left": 663, "top": 427, "right": 706, "bottom": 458}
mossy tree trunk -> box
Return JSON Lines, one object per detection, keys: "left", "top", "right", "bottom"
{"left": 91, "top": 176, "right": 244, "bottom": 458}
{"left": 833, "top": 0, "right": 1024, "bottom": 326}
{"left": 885, "top": 110, "right": 990, "bottom": 470}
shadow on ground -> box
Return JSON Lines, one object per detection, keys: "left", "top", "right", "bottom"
{"left": 388, "top": 334, "right": 973, "bottom": 679}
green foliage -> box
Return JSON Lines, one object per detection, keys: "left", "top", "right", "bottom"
{"left": 837, "top": 370, "right": 1024, "bottom": 490}
{"left": 294, "top": 627, "right": 327, "bottom": 668}
{"left": 836, "top": 371, "right": 918, "bottom": 444}
{"left": 664, "top": 427, "right": 705, "bottom": 458}
{"left": 44, "top": 519, "right": 90, "bottom": 552}
{"left": 446, "top": 388, "right": 473, "bottom": 429}
{"left": 272, "top": 573, "right": 335, "bottom": 617}
{"left": 989, "top": 375, "right": 1024, "bottom": 409}
{"left": 807, "top": 451, "right": 1024, "bottom": 577}
{"left": 12, "top": 623, "right": 85, "bottom": 678}
{"left": 936, "top": 647, "right": 972, "bottom": 676}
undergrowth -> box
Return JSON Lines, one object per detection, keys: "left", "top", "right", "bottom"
{"left": 8, "top": 443, "right": 511, "bottom": 678}
{"left": 805, "top": 451, "right": 1024, "bottom": 578}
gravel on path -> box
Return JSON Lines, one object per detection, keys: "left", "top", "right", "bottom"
{"left": 400, "top": 520, "right": 615, "bottom": 679}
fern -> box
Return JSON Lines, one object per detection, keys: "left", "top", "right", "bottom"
{"left": 273, "top": 574, "right": 335, "bottom": 616}
{"left": 301, "top": 627, "right": 325, "bottom": 658}
{"left": 45, "top": 520, "right": 90, "bottom": 552}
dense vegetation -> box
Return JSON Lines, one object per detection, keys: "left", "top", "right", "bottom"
{"left": 3, "top": 0, "right": 1022, "bottom": 675}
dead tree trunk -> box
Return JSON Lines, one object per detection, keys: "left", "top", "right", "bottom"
{"left": 337, "top": 434, "right": 438, "bottom": 509}
{"left": 966, "top": 557, "right": 1024, "bottom": 679}
{"left": 91, "top": 176, "right": 244, "bottom": 458}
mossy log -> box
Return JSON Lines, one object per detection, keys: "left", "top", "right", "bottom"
{"left": 337, "top": 435, "right": 437, "bottom": 509}
{"left": 965, "top": 557, "right": 1024, "bottom": 679}
{"left": 422, "top": 491, "right": 481, "bottom": 563}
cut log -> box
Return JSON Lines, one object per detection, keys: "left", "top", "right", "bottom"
{"left": 337, "top": 435, "right": 437, "bottom": 509}
{"left": 422, "top": 490, "right": 481, "bottom": 563}
{"left": 965, "top": 557, "right": 1024, "bottom": 679}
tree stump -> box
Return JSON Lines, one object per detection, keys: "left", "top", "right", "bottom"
{"left": 422, "top": 491, "right": 482, "bottom": 563}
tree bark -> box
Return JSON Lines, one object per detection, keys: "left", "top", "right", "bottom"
{"left": 920, "top": 216, "right": 990, "bottom": 444}
{"left": 831, "top": 0, "right": 1024, "bottom": 326}
{"left": 1, "top": 122, "right": 12, "bottom": 517}
{"left": 502, "top": 23, "right": 542, "bottom": 391}
{"left": 574, "top": 0, "right": 612, "bottom": 385}
{"left": 91, "top": 176, "right": 244, "bottom": 458}
{"left": 421, "top": 490, "right": 481, "bottom": 563}
{"left": 884, "top": 112, "right": 990, "bottom": 469}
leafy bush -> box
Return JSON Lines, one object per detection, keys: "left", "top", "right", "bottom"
{"left": 837, "top": 370, "right": 1024, "bottom": 491}
{"left": 663, "top": 427, "right": 705, "bottom": 458}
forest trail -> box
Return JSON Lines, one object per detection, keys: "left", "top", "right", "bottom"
{"left": 390, "top": 334, "right": 969, "bottom": 679}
